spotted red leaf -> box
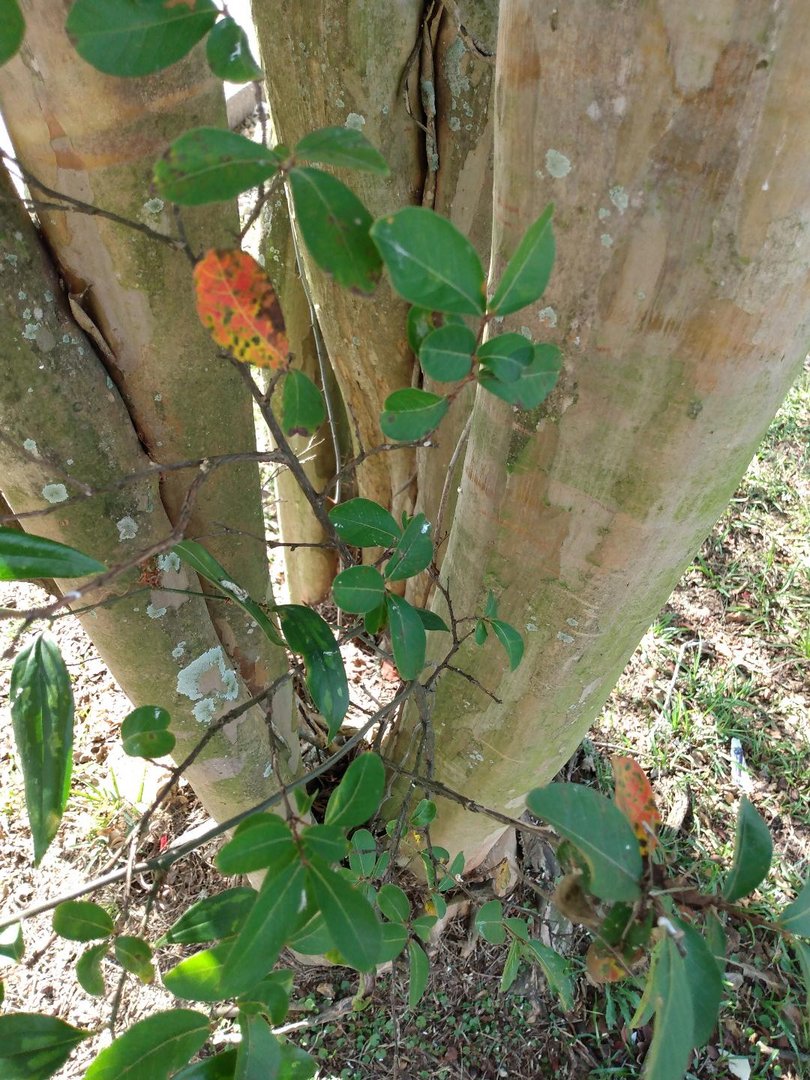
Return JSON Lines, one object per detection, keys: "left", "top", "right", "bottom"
{"left": 611, "top": 755, "right": 661, "bottom": 856}
{"left": 585, "top": 941, "right": 628, "bottom": 984}
{"left": 193, "top": 249, "right": 289, "bottom": 368}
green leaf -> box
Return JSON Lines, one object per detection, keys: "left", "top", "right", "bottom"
{"left": 524, "top": 939, "right": 575, "bottom": 1011}
{"left": 377, "top": 884, "right": 410, "bottom": 924}
{"left": 526, "top": 784, "right": 642, "bottom": 901}
{"left": 370, "top": 207, "right": 486, "bottom": 315}
{"left": 83, "top": 1009, "right": 209, "bottom": 1080}
{"left": 328, "top": 498, "right": 401, "bottom": 548}
{"left": 287, "top": 911, "right": 332, "bottom": 955}
{"left": 332, "top": 566, "right": 386, "bottom": 614}
{"left": 277, "top": 1043, "right": 317, "bottom": 1080}
{"left": 504, "top": 917, "right": 530, "bottom": 941}
{"left": 722, "top": 796, "right": 773, "bottom": 902}
{"left": 410, "top": 915, "right": 437, "bottom": 942}
{"left": 300, "top": 824, "right": 348, "bottom": 864}
{"left": 385, "top": 513, "right": 433, "bottom": 583}
{"left": 489, "top": 204, "right": 555, "bottom": 316}
{"left": 220, "top": 862, "right": 307, "bottom": 995}
{"left": 409, "top": 799, "right": 437, "bottom": 828}
{"left": 154, "top": 127, "right": 279, "bottom": 206}
{"left": 66, "top": 0, "right": 218, "bottom": 78}
{"left": 0, "top": 1013, "right": 89, "bottom": 1080}
{"left": 380, "top": 388, "right": 449, "bottom": 442}
{"left": 678, "top": 920, "right": 722, "bottom": 1047}
{"left": 205, "top": 17, "right": 262, "bottom": 82}
{"left": 414, "top": 608, "right": 449, "bottom": 633}
{"left": 704, "top": 911, "right": 727, "bottom": 973}
{"left": 173, "top": 1050, "right": 237, "bottom": 1080}
{"left": 289, "top": 166, "right": 380, "bottom": 293}
{"left": 407, "top": 940, "right": 430, "bottom": 1007}
{"left": 349, "top": 829, "right": 378, "bottom": 876}
{"left": 295, "top": 127, "right": 389, "bottom": 175}
{"left": 418, "top": 324, "right": 476, "bottom": 382}
{"left": 276, "top": 605, "right": 348, "bottom": 736}
{"left": 0, "top": 527, "right": 105, "bottom": 581}
{"left": 475, "top": 900, "right": 505, "bottom": 945}
{"left": 160, "top": 888, "right": 257, "bottom": 945}
{"left": 238, "top": 970, "right": 292, "bottom": 1025}
{"left": 52, "top": 900, "right": 112, "bottom": 942}
{"left": 364, "top": 602, "right": 388, "bottom": 635}
{"left": 474, "top": 619, "right": 488, "bottom": 645}
{"left": 780, "top": 875, "right": 810, "bottom": 936}
{"left": 76, "top": 943, "right": 108, "bottom": 997}
{"left": 484, "top": 590, "right": 498, "bottom": 618}
{"left": 377, "top": 921, "right": 408, "bottom": 963}
{"left": 477, "top": 333, "right": 533, "bottom": 383}
{"left": 163, "top": 942, "right": 232, "bottom": 1003}
{"left": 490, "top": 619, "right": 524, "bottom": 670}
{"left": 175, "top": 541, "right": 284, "bottom": 647}
{"left": 385, "top": 594, "right": 427, "bottom": 681}
{"left": 0, "top": 923, "right": 23, "bottom": 962}
{"left": 235, "top": 1013, "right": 280, "bottom": 1080}
{"left": 121, "top": 705, "right": 175, "bottom": 758}
{"left": 0, "top": 0, "right": 24, "bottom": 66}
{"left": 114, "top": 935, "right": 154, "bottom": 984}
{"left": 500, "top": 939, "right": 522, "bottom": 993}
{"left": 306, "top": 856, "right": 382, "bottom": 971}
{"left": 216, "top": 813, "right": 296, "bottom": 876}
{"left": 325, "top": 752, "right": 385, "bottom": 828}
{"left": 478, "top": 342, "right": 562, "bottom": 410}
{"left": 282, "top": 370, "right": 326, "bottom": 436}
{"left": 792, "top": 938, "right": 810, "bottom": 1026}
{"left": 10, "top": 632, "right": 73, "bottom": 864}
{"left": 643, "top": 936, "right": 695, "bottom": 1080}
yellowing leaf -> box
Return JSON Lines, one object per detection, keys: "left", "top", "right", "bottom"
{"left": 612, "top": 755, "right": 661, "bottom": 856}
{"left": 586, "top": 941, "right": 628, "bottom": 984}
{"left": 193, "top": 249, "right": 289, "bottom": 369}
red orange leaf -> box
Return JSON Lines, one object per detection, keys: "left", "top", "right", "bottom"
{"left": 193, "top": 249, "right": 289, "bottom": 369}
{"left": 611, "top": 755, "right": 661, "bottom": 855}
{"left": 585, "top": 941, "right": 628, "bottom": 984}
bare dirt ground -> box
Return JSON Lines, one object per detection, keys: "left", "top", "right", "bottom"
{"left": 0, "top": 369, "right": 807, "bottom": 1079}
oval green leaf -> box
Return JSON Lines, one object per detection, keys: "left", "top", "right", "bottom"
{"left": 407, "top": 940, "right": 430, "bottom": 1007}
{"left": 115, "top": 935, "right": 154, "bottom": 983}
{"left": 300, "top": 824, "right": 348, "bottom": 864}
{"left": 154, "top": 128, "right": 279, "bottom": 206}
{"left": 370, "top": 207, "right": 486, "bottom": 315}
{"left": 380, "top": 388, "right": 449, "bottom": 442}
{"left": 289, "top": 166, "right": 381, "bottom": 294}
{"left": 0, "top": 527, "right": 105, "bottom": 581}
{"left": 780, "top": 876, "right": 810, "bottom": 937}
{"left": 328, "top": 498, "right": 401, "bottom": 548}
{"left": 490, "top": 619, "right": 524, "bottom": 671}
{"left": 385, "top": 594, "right": 427, "bottom": 681}
{"left": 306, "top": 856, "right": 382, "bottom": 972}
{"left": 377, "top": 883, "right": 410, "bottom": 924}
{"left": 10, "top": 632, "right": 73, "bottom": 864}
{"left": 276, "top": 604, "right": 348, "bottom": 736}
{"left": 475, "top": 900, "right": 505, "bottom": 945}
{"left": 643, "top": 937, "right": 695, "bottom": 1080}
{"left": 0, "top": 0, "right": 24, "bottom": 66}
{"left": 237, "top": 970, "right": 292, "bottom": 1025}
{"left": 162, "top": 942, "right": 232, "bottom": 1003}
{"left": 324, "top": 752, "right": 385, "bottom": 829}
{"left": 76, "top": 943, "right": 108, "bottom": 997}
{"left": 477, "top": 333, "right": 533, "bottom": 384}
{"left": 489, "top": 204, "right": 555, "bottom": 316}
{"left": 160, "top": 887, "right": 257, "bottom": 945}
{"left": 0, "top": 1013, "right": 89, "bottom": 1080}
{"left": 53, "top": 900, "right": 113, "bottom": 942}
{"left": 121, "top": 705, "right": 175, "bottom": 758}
{"left": 722, "top": 796, "right": 773, "bottom": 902}
{"left": 173, "top": 1050, "right": 237, "bottom": 1080}
{"left": 678, "top": 919, "right": 722, "bottom": 1047}
{"left": 332, "top": 565, "right": 386, "bottom": 614}
{"left": 282, "top": 369, "right": 326, "bottom": 436}
{"left": 419, "top": 324, "right": 476, "bottom": 382}
{"left": 295, "top": 127, "right": 389, "bottom": 175}
{"left": 66, "top": 0, "right": 217, "bottom": 78}
{"left": 83, "top": 1009, "right": 209, "bottom": 1080}
{"left": 384, "top": 514, "right": 433, "bottom": 583}
{"left": 236, "top": 1013, "right": 280, "bottom": 1078}
{"left": 205, "top": 17, "right": 262, "bottom": 82}
{"left": 414, "top": 608, "right": 449, "bottom": 633}
{"left": 216, "top": 813, "right": 296, "bottom": 876}
{"left": 526, "top": 784, "right": 642, "bottom": 901}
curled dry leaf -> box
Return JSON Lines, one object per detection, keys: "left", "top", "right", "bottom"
{"left": 611, "top": 755, "right": 661, "bottom": 856}
{"left": 193, "top": 248, "right": 289, "bottom": 368}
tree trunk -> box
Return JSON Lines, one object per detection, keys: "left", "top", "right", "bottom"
{"left": 387, "top": 0, "right": 810, "bottom": 868}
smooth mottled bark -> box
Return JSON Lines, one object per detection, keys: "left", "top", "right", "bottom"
{"left": 388, "top": 0, "right": 810, "bottom": 867}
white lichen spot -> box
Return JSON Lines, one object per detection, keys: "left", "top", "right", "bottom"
{"left": 445, "top": 37, "right": 470, "bottom": 102}
{"left": 448, "top": 115, "right": 461, "bottom": 131}
{"left": 33, "top": 306, "right": 43, "bottom": 320}
{"left": 62, "top": 334, "right": 72, "bottom": 344}
{"left": 66, "top": 458, "right": 74, "bottom": 466}
{"left": 13, "top": 231, "right": 22, "bottom": 241}
{"left": 600, "top": 233, "right": 614, "bottom": 248}
{"left": 176, "top": 645, "right": 239, "bottom": 706}
{"left": 525, "top": 622, "right": 539, "bottom": 632}
{"left": 335, "top": 97, "right": 344, "bottom": 108}
{"left": 557, "top": 631, "right": 575, "bottom": 644}
{"left": 519, "top": 326, "right": 532, "bottom": 339}
{"left": 419, "top": 522, "right": 431, "bottom": 535}
{"left": 44, "top": 290, "right": 53, "bottom": 302}
{"left": 4, "top": 254, "right": 18, "bottom": 266}
{"left": 469, "top": 750, "right": 484, "bottom": 764}
{"left": 538, "top": 306, "right": 557, "bottom": 327}
{"left": 17, "top": 290, "right": 26, "bottom": 301}
{"left": 220, "top": 579, "right": 250, "bottom": 602}
{"left": 116, "top": 516, "right": 138, "bottom": 540}
{"left": 636, "top": 290, "right": 646, "bottom": 301}
{"left": 146, "top": 603, "right": 167, "bottom": 619}
{"left": 761, "top": 179, "right": 769, "bottom": 192}
{"left": 566, "top": 617, "right": 579, "bottom": 627}
{"left": 545, "top": 149, "right": 572, "bottom": 178}
{"left": 193, "top": 697, "right": 218, "bottom": 725}
{"left": 345, "top": 112, "right": 365, "bottom": 130}
{"left": 106, "top": 376, "right": 114, "bottom": 390}
{"left": 263, "top": 760, "right": 274, "bottom": 778}
{"left": 23, "top": 438, "right": 39, "bottom": 457}
{"left": 154, "top": 393, "right": 162, "bottom": 402}
{"left": 172, "top": 640, "right": 187, "bottom": 660}
{"left": 609, "top": 185, "right": 629, "bottom": 213}
{"left": 22, "top": 308, "right": 32, "bottom": 320}
{"left": 613, "top": 95, "right": 627, "bottom": 116}
{"left": 381, "top": 104, "right": 389, "bottom": 115}
{"left": 598, "top": 207, "right": 611, "bottom": 221}
{"left": 23, "top": 323, "right": 40, "bottom": 340}
{"left": 157, "top": 552, "right": 181, "bottom": 573}
{"left": 586, "top": 100, "right": 602, "bottom": 122}
{"left": 42, "top": 483, "right": 68, "bottom": 504}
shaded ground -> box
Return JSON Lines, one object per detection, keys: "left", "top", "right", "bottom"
{"left": 0, "top": 369, "right": 807, "bottom": 1078}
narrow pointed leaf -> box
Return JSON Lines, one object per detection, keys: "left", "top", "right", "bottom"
{"left": 489, "top": 204, "right": 555, "bottom": 316}
{"left": 173, "top": 1050, "right": 237, "bottom": 1080}
{"left": 0, "top": 1013, "right": 89, "bottom": 1080}
{"left": 276, "top": 605, "right": 348, "bottom": 736}
{"left": 289, "top": 167, "right": 380, "bottom": 293}
{"left": 612, "top": 756, "right": 661, "bottom": 856}
{"left": 407, "top": 940, "right": 430, "bottom": 1007}
{"left": 418, "top": 324, "right": 476, "bottom": 382}
{"left": 385, "top": 594, "right": 426, "bottom": 681}
{"left": 385, "top": 513, "right": 433, "bottom": 583}
{"left": 678, "top": 920, "right": 722, "bottom": 1046}
{"left": 295, "top": 127, "right": 389, "bottom": 175}
{"left": 722, "top": 796, "right": 773, "bottom": 902}
{"left": 527, "top": 784, "right": 642, "bottom": 901}
{"left": 525, "top": 939, "right": 575, "bottom": 1011}
{"left": 414, "top": 608, "right": 449, "bottom": 632}
{"left": 500, "top": 939, "right": 522, "bottom": 993}
{"left": 287, "top": 911, "right": 332, "bottom": 955}
{"left": 780, "top": 876, "right": 810, "bottom": 936}
{"left": 364, "top": 602, "right": 388, "bottom": 635}
{"left": 371, "top": 207, "right": 486, "bottom": 315}
{"left": 155, "top": 129, "right": 278, "bottom": 205}
{"left": 76, "top": 944, "right": 108, "bottom": 997}
{"left": 114, "top": 936, "right": 154, "bottom": 984}
{"left": 0, "top": 0, "right": 24, "bottom": 65}
{"left": 66, "top": 0, "right": 217, "bottom": 77}
{"left": 53, "top": 900, "right": 113, "bottom": 942}
{"left": 206, "top": 17, "right": 263, "bottom": 82}
{"left": 238, "top": 970, "right": 292, "bottom": 1025}
{"left": 121, "top": 706, "right": 175, "bottom": 758}
{"left": 792, "top": 939, "right": 810, "bottom": 1025}
{"left": 0, "top": 923, "right": 23, "bottom": 962}
{"left": 282, "top": 369, "right": 326, "bottom": 436}
{"left": 332, "top": 566, "right": 386, "bottom": 614}
{"left": 328, "top": 498, "right": 401, "bottom": 548}
{"left": 380, "top": 388, "right": 449, "bottom": 441}
{"left": 160, "top": 888, "right": 257, "bottom": 945}
{"left": 236, "top": 1014, "right": 280, "bottom": 1079}
{"left": 704, "top": 911, "right": 727, "bottom": 973}
{"left": 325, "top": 752, "right": 385, "bottom": 828}
{"left": 0, "top": 528, "right": 105, "bottom": 581}
{"left": 490, "top": 619, "right": 524, "bottom": 670}
{"left": 193, "top": 249, "right": 288, "bottom": 368}
{"left": 10, "top": 632, "right": 73, "bottom": 863}
{"left": 216, "top": 814, "right": 295, "bottom": 876}
{"left": 306, "top": 856, "right": 382, "bottom": 971}
{"left": 643, "top": 937, "right": 695, "bottom": 1080}
{"left": 83, "top": 1009, "right": 209, "bottom": 1080}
